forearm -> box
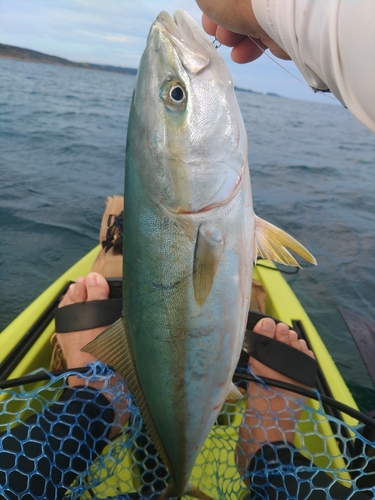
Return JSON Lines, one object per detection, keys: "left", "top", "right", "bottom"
{"left": 252, "top": 0, "right": 375, "bottom": 132}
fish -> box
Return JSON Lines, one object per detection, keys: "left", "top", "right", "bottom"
{"left": 82, "top": 10, "right": 316, "bottom": 500}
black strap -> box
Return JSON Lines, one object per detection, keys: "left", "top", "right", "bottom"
{"left": 55, "top": 299, "right": 122, "bottom": 333}
{"left": 244, "top": 330, "right": 318, "bottom": 387}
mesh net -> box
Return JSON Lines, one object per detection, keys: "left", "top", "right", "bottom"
{"left": 0, "top": 362, "right": 374, "bottom": 500}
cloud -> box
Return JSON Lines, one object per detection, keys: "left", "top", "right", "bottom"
{"left": 75, "top": 31, "right": 141, "bottom": 45}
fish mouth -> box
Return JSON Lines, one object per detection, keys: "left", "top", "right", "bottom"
{"left": 155, "top": 10, "right": 212, "bottom": 75}
{"left": 156, "top": 11, "right": 184, "bottom": 42}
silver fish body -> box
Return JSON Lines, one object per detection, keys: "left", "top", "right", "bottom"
{"left": 84, "top": 10, "right": 315, "bottom": 499}
{"left": 125, "top": 10, "right": 252, "bottom": 494}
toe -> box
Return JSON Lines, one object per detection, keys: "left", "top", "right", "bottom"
{"left": 86, "top": 272, "right": 110, "bottom": 301}
{"left": 289, "top": 330, "right": 303, "bottom": 351}
{"left": 72, "top": 277, "right": 88, "bottom": 302}
{"left": 59, "top": 277, "right": 87, "bottom": 308}
{"left": 299, "top": 339, "right": 315, "bottom": 359}
{"left": 253, "top": 317, "right": 276, "bottom": 338}
{"left": 288, "top": 333, "right": 315, "bottom": 358}
{"left": 275, "top": 322, "right": 290, "bottom": 344}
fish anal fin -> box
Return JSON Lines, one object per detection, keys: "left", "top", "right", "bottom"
{"left": 82, "top": 318, "right": 174, "bottom": 476}
{"left": 193, "top": 225, "right": 224, "bottom": 307}
{"left": 254, "top": 215, "right": 317, "bottom": 267}
{"left": 81, "top": 318, "right": 129, "bottom": 375}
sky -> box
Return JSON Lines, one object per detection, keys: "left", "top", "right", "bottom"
{"left": 0, "top": 0, "right": 339, "bottom": 105}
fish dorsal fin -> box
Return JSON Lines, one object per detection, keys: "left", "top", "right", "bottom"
{"left": 193, "top": 225, "right": 224, "bottom": 307}
{"left": 81, "top": 319, "right": 173, "bottom": 474}
{"left": 254, "top": 215, "right": 317, "bottom": 267}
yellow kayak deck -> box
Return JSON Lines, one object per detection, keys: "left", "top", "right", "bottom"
{"left": 0, "top": 249, "right": 361, "bottom": 499}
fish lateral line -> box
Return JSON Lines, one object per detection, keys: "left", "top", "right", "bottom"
{"left": 150, "top": 275, "right": 190, "bottom": 292}
{"left": 122, "top": 273, "right": 192, "bottom": 301}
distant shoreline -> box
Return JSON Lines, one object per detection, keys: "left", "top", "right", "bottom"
{"left": 0, "top": 43, "right": 137, "bottom": 76}
{"left": 0, "top": 43, "right": 281, "bottom": 97}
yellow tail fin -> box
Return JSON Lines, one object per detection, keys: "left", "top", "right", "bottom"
{"left": 254, "top": 215, "right": 317, "bottom": 267}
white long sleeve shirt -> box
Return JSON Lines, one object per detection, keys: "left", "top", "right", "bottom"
{"left": 252, "top": 0, "right": 375, "bottom": 132}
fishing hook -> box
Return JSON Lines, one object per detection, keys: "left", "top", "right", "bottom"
{"left": 212, "top": 38, "right": 221, "bottom": 49}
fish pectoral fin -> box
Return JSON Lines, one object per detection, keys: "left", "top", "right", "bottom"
{"left": 254, "top": 215, "right": 317, "bottom": 268}
{"left": 193, "top": 224, "right": 224, "bottom": 307}
{"left": 225, "top": 382, "right": 246, "bottom": 401}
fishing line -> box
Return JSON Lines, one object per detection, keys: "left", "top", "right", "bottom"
{"left": 255, "top": 260, "right": 300, "bottom": 275}
{"left": 247, "top": 36, "right": 337, "bottom": 101}
{"left": 213, "top": 34, "right": 337, "bottom": 101}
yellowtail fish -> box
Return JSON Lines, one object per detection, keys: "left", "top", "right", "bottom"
{"left": 83, "top": 10, "right": 316, "bottom": 499}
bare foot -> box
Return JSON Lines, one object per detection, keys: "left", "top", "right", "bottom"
{"left": 56, "top": 273, "right": 110, "bottom": 375}
{"left": 56, "top": 272, "right": 129, "bottom": 438}
{"left": 236, "top": 318, "right": 315, "bottom": 479}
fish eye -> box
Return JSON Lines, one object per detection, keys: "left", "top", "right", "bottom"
{"left": 170, "top": 85, "right": 185, "bottom": 102}
{"left": 162, "top": 80, "right": 187, "bottom": 110}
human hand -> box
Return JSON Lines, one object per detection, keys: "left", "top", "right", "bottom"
{"left": 202, "top": 14, "right": 266, "bottom": 63}
{"left": 197, "top": 0, "right": 291, "bottom": 63}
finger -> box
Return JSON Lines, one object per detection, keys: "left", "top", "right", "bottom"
{"left": 261, "top": 38, "right": 291, "bottom": 60}
{"left": 231, "top": 37, "right": 266, "bottom": 64}
{"left": 201, "top": 14, "right": 218, "bottom": 36}
{"left": 215, "top": 25, "right": 246, "bottom": 47}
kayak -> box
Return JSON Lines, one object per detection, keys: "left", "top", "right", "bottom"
{"left": 0, "top": 247, "right": 374, "bottom": 499}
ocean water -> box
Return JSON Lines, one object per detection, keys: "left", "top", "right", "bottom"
{"left": 1, "top": 58, "right": 374, "bottom": 410}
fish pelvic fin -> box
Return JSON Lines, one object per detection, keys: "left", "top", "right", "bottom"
{"left": 254, "top": 215, "right": 317, "bottom": 268}
{"left": 193, "top": 225, "right": 224, "bottom": 307}
{"left": 81, "top": 319, "right": 173, "bottom": 475}
{"left": 226, "top": 382, "right": 246, "bottom": 402}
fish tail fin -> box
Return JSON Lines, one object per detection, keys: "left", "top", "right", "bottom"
{"left": 159, "top": 482, "right": 215, "bottom": 500}
{"left": 185, "top": 482, "right": 216, "bottom": 500}
{"left": 254, "top": 215, "right": 317, "bottom": 267}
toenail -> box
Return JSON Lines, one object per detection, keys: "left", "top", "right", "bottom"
{"left": 280, "top": 323, "right": 289, "bottom": 333}
{"left": 76, "top": 277, "right": 85, "bottom": 284}
{"left": 261, "top": 318, "right": 274, "bottom": 331}
{"left": 86, "top": 274, "right": 98, "bottom": 286}
{"left": 289, "top": 331, "right": 298, "bottom": 340}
